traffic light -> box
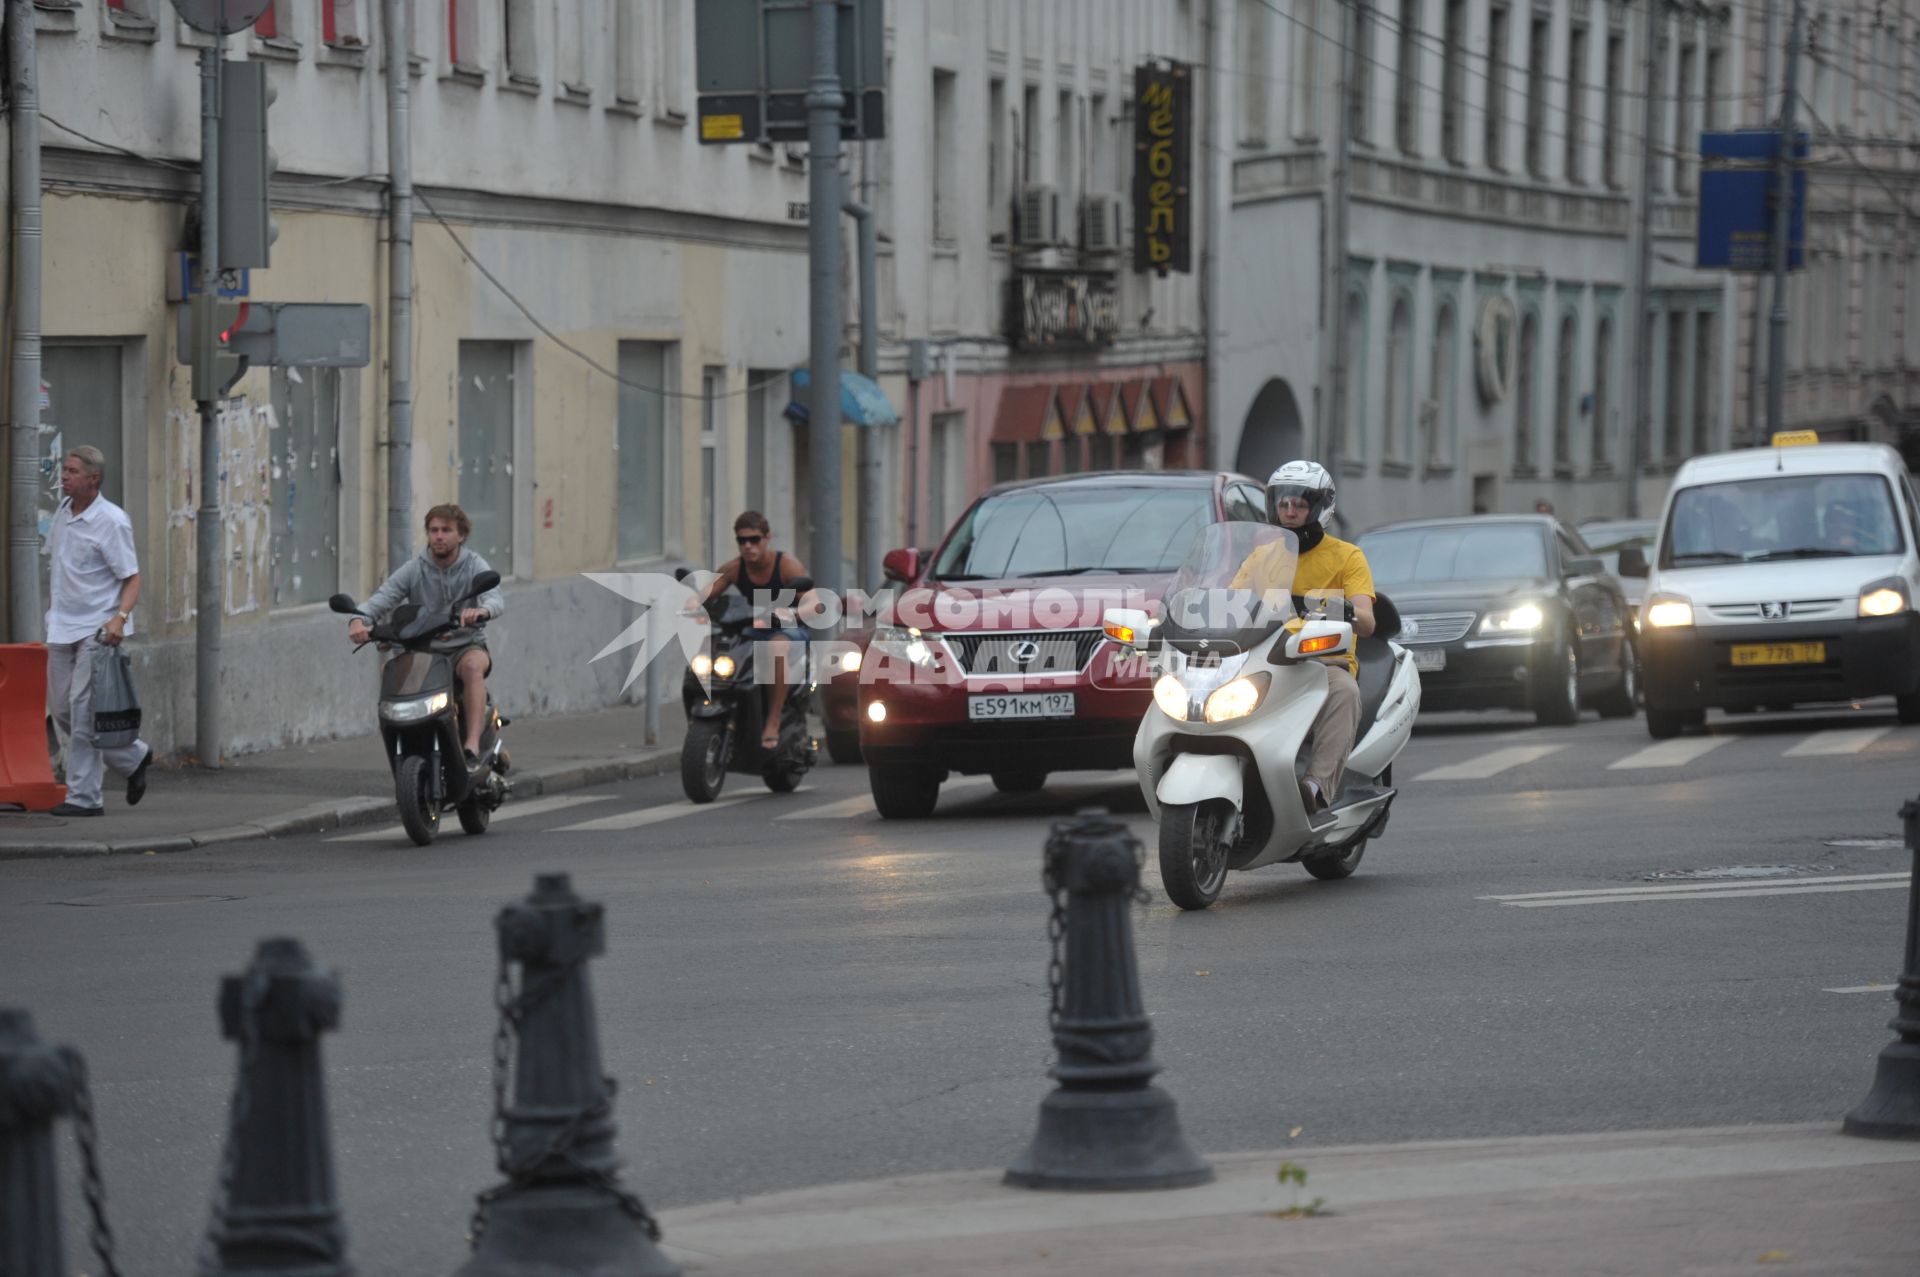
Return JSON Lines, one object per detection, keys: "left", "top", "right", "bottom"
{"left": 218, "top": 61, "right": 279, "bottom": 270}
{"left": 191, "top": 295, "right": 251, "bottom": 401}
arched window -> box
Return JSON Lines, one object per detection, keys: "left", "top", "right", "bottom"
{"left": 1553, "top": 314, "right": 1576, "bottom": 473}
{"left": 1428, "top": 303, "right": 1456, "bottom": 467}
{"left": 1591, "top": 316, "right": 1612, "bottom": 469}
{"left": 1385, "top": 296, "right": 1413, "bottom": 463}
{"left": 1515, "top": 312, "right": 1538, "bottom": 472}
{"left": 1343, "top": 289, "right": 1369, "bottom": 462}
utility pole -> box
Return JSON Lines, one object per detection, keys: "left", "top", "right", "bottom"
{"left": 1765, "top": 1, "right": 1804, "bottom": 442}
{"left": 384, "top": 0, "right": 415, "bottom": 571}
{"left": 1742, "top": 0, "right": 1779, "bottom": 447}
{"left": 805, "top": 0, "right": 845, "bottom": 599}
{"left": 7, "top": 0, "right": 44, "bottom": 644}
{"left": 1322, "top": 1, "right": 1361, "bottom": 478}
{"left": 194, "top": 38, "right": 226, "bottom": 766}
{"left": 1625, "top": 0, "right": 1664, "bottom": 518}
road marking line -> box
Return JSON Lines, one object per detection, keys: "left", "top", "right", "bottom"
{"left": 1412, "top": 745, "right": 1565, "bottom": 782}
{"left": 1784, "top": 727, "right": 1894, "bottom": 757}
{"left": 557, "top": 792, "right": 760, "bottom": 832}
{"left": 325, "top": 794, "right": 615, "bottom": 842}
{"left": 1493, "top": 882, "right": 1906, "bottom": 907}
{"left": 1483, "top": 872, "right": 1910, "bottom": 902}
{"left": 1607, "top": 736, "right": 1735, "bottom": 771}
{"left": 1825, "top": 984, "right": 1900, "bottom": 994}
{"left": 779, "top": 792, "right": 879, "bottom": 821}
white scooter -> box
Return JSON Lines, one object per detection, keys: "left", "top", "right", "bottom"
{"left": 1104, "top": 522, "right": 1422, "bottom": 910}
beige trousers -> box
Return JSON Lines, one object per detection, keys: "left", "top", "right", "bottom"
{"left": 1305, "top": 662, "right": 1362, "bottom": 804}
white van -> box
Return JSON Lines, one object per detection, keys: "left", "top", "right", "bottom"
{"left": 1621, "top": 435, "right": 1920, "bottom": 738}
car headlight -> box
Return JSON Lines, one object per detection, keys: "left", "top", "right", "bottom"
{"left": 1645, "top": 594, "right": 1694, "bottom": 628}
{"left": 1152, "top": 673, "right": 1189, "bottom": 721}
{"left": 712, "top": 654, "right": 738, "bottom": 679}
{"left": 381, "top": 691, "right": 449, "bottom": 723}
{"left": 1479, "top": 602, "right": 1546, "bottom": 635}
{"left": 1203, "top": 674, "right": 1269, "bottom": 723}
{"left": 1859, "top": 579, "right": 1910, "bottom": 617}
{"left": 690, "top": 654, "right": 713, "bottom": 678}
{"left": 873, "top": 626, "right": 941, "bottom": 668}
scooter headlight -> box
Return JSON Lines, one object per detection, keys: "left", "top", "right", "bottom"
{"left": 690, "top": 654, "right": 713, "bottom": 678}
{"left": 381, "top": 691, "right": 449, "bottom": 723}
{"left": 712, "top": 654, "right": 738, "bottom": 679}
{"left": 1152, "top": 674, "right": 1189, "bottom": 721}
{"left": 1203, "top": 673, "right": 1269, "bottom": 723}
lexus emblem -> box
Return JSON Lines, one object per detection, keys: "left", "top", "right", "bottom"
{"left": 1009, "top": 640, "right": 1041, "bottom": 666}
{"left": 1761, "top": 601, "right": 1790, "bottom": 621}
{"left": 1402, "top": 619, "right": 1420, "bottom": 640}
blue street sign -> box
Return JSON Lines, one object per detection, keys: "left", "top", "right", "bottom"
{"left": 1697, "top": 130, "right": 1807, "bottom": 271}
{"left": 173, "top": 252, "right": 251, "bottom": 299}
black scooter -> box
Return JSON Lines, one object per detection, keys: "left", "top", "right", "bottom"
{"left": 329, "top": 572, "right": 511, "bottom": 845}
{"left": 674, "top": 568, "right": 818, "bottom": 802}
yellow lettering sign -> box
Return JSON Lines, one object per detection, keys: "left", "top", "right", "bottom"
{"left": 701, "top": 113, "right": 744, "bottom": 141}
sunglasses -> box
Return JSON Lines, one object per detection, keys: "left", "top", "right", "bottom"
{"left": 736, "top": 534, "right": 765, "bottom": 546}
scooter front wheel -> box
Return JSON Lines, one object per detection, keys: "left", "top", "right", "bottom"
{"left": 1159, "top": 800, "right": 1232, "bottom": 910}
{"left": 682, "top": 719, "right": 732, "bottom": 803}
{"left": 395, "top": 754, "right": 441, "bottom": 846}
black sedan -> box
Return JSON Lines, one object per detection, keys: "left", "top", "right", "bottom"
{"left": 1356, "top": 516, "right": 1639, "bottom": 725}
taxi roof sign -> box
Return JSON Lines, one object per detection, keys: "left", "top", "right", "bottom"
{"left": 1771, "top": 430, "right": 1821, "bottom": 447}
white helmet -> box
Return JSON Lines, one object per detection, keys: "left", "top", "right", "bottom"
{"left": 1265, "top": 460, "right": 1336, "bottom": 526}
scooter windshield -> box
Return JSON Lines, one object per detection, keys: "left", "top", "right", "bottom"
{"left": 1158, "top": 522, "right": 1300, "bottom": 655}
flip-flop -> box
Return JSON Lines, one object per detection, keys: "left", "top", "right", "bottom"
{"left": 760, "top": 730, "right": 781, "bottom": 751}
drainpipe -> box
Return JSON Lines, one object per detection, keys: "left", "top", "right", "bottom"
{"left": 844, "top": 188, "right": 879, "bottom": 592}
{"left": 1200, "top": 0, "right": 1225, "bottom": 470}
{"left": 7, "top": 0, "right": 44, "bottom": 644}
{"left": 383, "top": 0, "right": 414, "bottom": 571}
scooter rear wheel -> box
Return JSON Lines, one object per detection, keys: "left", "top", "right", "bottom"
{"left": 395, "top": 754, "right": 440, "bottom": 846}
{"left": 457, "top": 796, "right": 492, "bottom": 835}
{"left": 1159, "top": 800, "right": 1232, "bottom": 910}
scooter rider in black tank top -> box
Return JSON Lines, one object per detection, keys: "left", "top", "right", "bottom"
{"left": 696, "top": 510, "right": 818, "bottom": 752}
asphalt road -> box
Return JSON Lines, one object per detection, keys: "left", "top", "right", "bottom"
{"left": 4, "top": 701, "right": 1915, "bottom": 1273}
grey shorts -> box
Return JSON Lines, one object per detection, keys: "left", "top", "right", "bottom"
{"left": 435, "top": 639, "right": 491, "bottom": 678}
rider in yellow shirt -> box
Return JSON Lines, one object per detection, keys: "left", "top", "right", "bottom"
{"left": 1230, "top": 461, "right": 1376, "bottom": 814}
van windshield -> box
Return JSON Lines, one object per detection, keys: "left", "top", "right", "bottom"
{"left": 1660, "top": 473, "right": 1905, "bottom": 567}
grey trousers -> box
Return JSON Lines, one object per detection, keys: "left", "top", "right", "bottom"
{"left": 1306, "top": 662, "right": 1362, "bottom": 802}
{"left": 47, "top": 635, "right": 149, "bottom": 809}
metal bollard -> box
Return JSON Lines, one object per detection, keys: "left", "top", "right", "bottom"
{"left": 201, "top": 938, "right": 350, "bottom": 1276}
{"left": 1, "top": 1010, "right": 122, "bottom": 1277}
{"left": 456, "top": 873, "right": 679, "bottom": 1277}
{"left": 1005, "top": 812, "right": 1214, "bottom": 1190}
{"left": 1843, "top": 796, "right": 1920, "bottom": 1139}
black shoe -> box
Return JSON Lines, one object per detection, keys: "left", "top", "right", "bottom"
{"left": 464, "top": 749, "right": 480, "bottom": 770}
{"left": 50, "top": 802, "right": 103, "bottom": 818}
{"left": 126, "top": 746, "right": 153, "bottom": 807}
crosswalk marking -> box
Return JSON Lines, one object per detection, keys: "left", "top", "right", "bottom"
{"left": 1825, "top": 984, "right": 1900, "bottom": 994}
{"left": 1607, "top": 736, "right": 1735, "bottom": 771}
{"left": 556, "top": 791, "right": 761, "bottom": 832}
{"left": 1413, "top": 745, "right": 1564, "bottom": 782}
{"left": 326, "top": 794, "right": 615, "bottom": 842}
{"left": 1483, "top": 872, "right": 1910, "bottom": 908}
{"left": 1783, "top": 727, "right": 1893, "bottom": 757}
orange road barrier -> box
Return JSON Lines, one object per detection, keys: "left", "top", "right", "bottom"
{"left": 0, "top": 645, "right": 69, "bottom": 811}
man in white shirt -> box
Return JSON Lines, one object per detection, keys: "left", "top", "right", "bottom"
{"left": 44, "top": 446, "right": 153, "bottom": 817}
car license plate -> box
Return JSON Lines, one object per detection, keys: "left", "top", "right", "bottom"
{"left": 1730, "top": 641, "right": 1826, "bottom": 667}
{"left": 1411, "top": 647, "right": 1446, "bottom": 673}
{"left": 968, "top": 693, "right": 1076, "bottom": 721}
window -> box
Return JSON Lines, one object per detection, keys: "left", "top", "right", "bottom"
{"left": 1293, "top": 0, "right": 1320, "bottom": 137}
{"left": 1352, "top": 7, "right": 1373, "bottom": 143}
{"left": 1664, "top": 312, "right": 1687, "bottom": 464}
{"left": 1057, "top": 89, "right": 1079, "bottom": 199}
{"left": 103, "top": 0, "right": 154, "bottom": 28}
{"left": 1395, "top": 0, "right": 1420, "bottom": 155}
{"left": 1637, "top": 310, "right": 1656, "bottom": 469}
{"left": 1428, "top": 302, "right": 1456, "bottom": 467}
{"left": 701, "top": 366, "right": 724, "bottom": 568}
{"left": 1603, "top": 31, "right": 1623, "bottom": 187}
{"left": 1565, "top": 24, "right": 1588, "bottom": 183}
{"left": 322, "top": 0, "right": 366, "bottom": 48}
{"left": 933, "top": 70, "right": 959, "bottom": 242}
{"left": 1024, "top": 440, "right": 1050, "bottom": 480}
{"left": 448, "top": 0, "right": 480, "bottom": 72}
{"left": 992, "top": 442, "right": 1019, "bottom": 484}
{"left": 1515, "top": 312, "right": 1537, "bottom": 472}
{"left": 1087, "top": 433, "right": 1113, "bottom": 471}
{"left": 1553, "top": 314, "right": 1576, "bottom": 474}
{"left": 1441, "top": 0, "right": 1466, "bottom": 162}
{"left": 1385, "top": 296, "right": 1413, "bottom": 463}
{"left": 656, "top": 0, "right": 687, "bottom": 117}
{"left": 1525, "top": 16, "right": 1548, "bottom": 178}
{"left": 617, "top": 342, "right": 669, "bottom": 561}
{"left": 989, "top": 78, "right": 1007, "bottom": 223}
{"left": 1089, "top": 93, "right": 1111, "bottom": 194}
{"left": 1650, "top": 26, "right": 1668, "bottom": 191}
{"left": 1021, "top": 84, "right": 1040, "bottom": 189}
{"left": 458, "top": 342, "right": 519, "bottom": 576}
{"left": 1674, "top": 43, "right": 1695, "bottom": 194}
{"left": 1591, "top": 316, "right": 1613, "bottom": 469}
{"left": 1704, "top": 43, "right": 1724, "bottom": 135}
{"left": 930, "top": 413, "right": 967, "bottom": 535}
{"left": 503, "top": 0, "right": 538, "bottom": 86}
{"left": 1343, "top": 286, "right": 1370, "bottom": 464}
{"left": 269, "top": 367, "right": 343, "bottom": 608}
{"left": 1486, "top": 5, "right": 1510, "bottom": 169}
{"left": 1238, "top": 0, "right": 1268, "bottom": 147}
{"left": 557, "top": 0, "right": 588, "bottom": 97}
{"left": 254, "top": 1, "right": 294, "bottom": 46}
{"left": 1691, "top": 311, "right": 1714, "bottom": 456}
{"left": 614, "top": 0, "right": 642, "bottom": 106}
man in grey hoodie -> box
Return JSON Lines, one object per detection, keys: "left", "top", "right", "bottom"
{"left": 348, "top": 503, "right": 507, "bottom": 766}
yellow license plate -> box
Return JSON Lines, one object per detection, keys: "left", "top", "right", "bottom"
{"left": 1730, "top": 641, "right": 1826, "bottom": 666}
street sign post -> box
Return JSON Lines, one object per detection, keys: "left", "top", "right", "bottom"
{"left": 695, "top": 0, "right": 885, "bottom": 144}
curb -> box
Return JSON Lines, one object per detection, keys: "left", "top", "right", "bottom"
{"left": 0, "top": 746, "right": 682, "bottom": 860}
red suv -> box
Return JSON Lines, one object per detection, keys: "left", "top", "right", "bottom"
{"left": 856, "top": 471, "right": 1267, "bottom": 817}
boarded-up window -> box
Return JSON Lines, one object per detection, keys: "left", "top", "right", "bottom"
{"left": 39, "top": 343, "right": 127, "bottom": 606}
{"left": 458, "top": 341, "right": 517, "bottom": 575}
{"left": 269, "top": 367, "right": 342, "bottom": 607}
{"left": 617, "top": 341, "right": 668, "bottom": 561}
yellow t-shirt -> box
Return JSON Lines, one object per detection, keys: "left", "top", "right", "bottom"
{"left": 1230, "top": 535, "right": 1376, "bottom": 674}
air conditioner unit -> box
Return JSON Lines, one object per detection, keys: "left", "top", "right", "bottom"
{"left": 1081, "top": 193, "right": 1121, "bottom": 255}
{"left": 1017, "top": 185, "right": 1059, "bottom": 247}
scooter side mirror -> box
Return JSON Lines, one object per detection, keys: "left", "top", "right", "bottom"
{"left": 469, "top": 570, "right": 502, "bottom": 596}
{"left": 1102, "top": 607, "right": 1155, "bottom": 649}
{"left": 328, "top": 593, "right": 360, "bottom": 615}
{"left": 1284, "top": 619, "right": 1353, "bottom": 662}
{"left": 673, "top": 566, "right": 693, "bottom": 582}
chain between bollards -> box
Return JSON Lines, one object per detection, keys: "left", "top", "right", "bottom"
{"left": 1842, "top": 795, "right": 1920, "bottom": 1139}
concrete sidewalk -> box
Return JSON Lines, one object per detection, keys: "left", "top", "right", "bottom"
{"left": 0, "top": 702, "right": 688, "bottom": 858}
{"left": 655, "top": 1123, "right": 1920, "bottom": 1275}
